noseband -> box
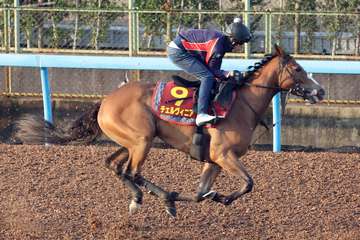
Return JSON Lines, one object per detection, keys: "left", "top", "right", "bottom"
{"left": 279, "top": 58, "right": 309, "bottom": 98}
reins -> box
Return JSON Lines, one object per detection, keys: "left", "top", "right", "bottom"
{"left": 237, "top": 93, "right": 272, "bottom": 131}
{"left": 234, "top": 54, "right": 299, "bottom": 143}
{"left": 243, "top": 82, "right": 287, "bottom": 92}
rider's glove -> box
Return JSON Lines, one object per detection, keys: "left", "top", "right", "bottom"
{"left": 228, "top": 70, "right": 245, "bottom": 85}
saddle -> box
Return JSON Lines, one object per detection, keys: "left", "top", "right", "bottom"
{"left": 171, "top": 75, "right": 234, "bottom": 109}
{"left": 151, "top": 75, "right": 237, "bottom": 126}
{"left": 151, "top": 75, "right": 238, "bottom": 161}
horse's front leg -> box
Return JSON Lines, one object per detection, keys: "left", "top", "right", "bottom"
{"left": 166, "top": 162, "right": 221, "bottom": 202}
{"left": 206, "top": 150, "right": 254, "bottom": 205}
{"left": 134, "top": 162, "right": 221, "bottom": 214}
{"left": 194, "top": 162, "right": 222, "bottom": 201}
{"left": 134, "top": 162, "right": 221, "bottom": 201}
{"left": 131, "top": 160, "right": 244, "bottom": 218}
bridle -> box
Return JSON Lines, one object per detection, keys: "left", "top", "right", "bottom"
{"left": 236, "top": 54, "right": 310, "bottom": 133}
{"left": 243, "top": 54, "right": 308, "bottom": 99}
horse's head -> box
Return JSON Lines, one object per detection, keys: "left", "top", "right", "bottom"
{"left": 274, "top": 45, "right": 325, "bottom": 104}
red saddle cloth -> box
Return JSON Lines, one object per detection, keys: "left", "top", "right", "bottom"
{"left": 151, "top": 80, "right": 236, "bottom": 126}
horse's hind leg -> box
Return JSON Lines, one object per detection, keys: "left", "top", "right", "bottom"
{"left": 104, "top": 144, "right": 171, "bottom": 215}
{"left": 99, "top": 101, "right": 180, "bottom": 216}
{"left": 124, "top": 140, "right": 183, "bottom": 217}
{"left": 104, "top": 146, "right": 128, "bottom": 171}
{"left": 107, "top": 134, "right": 176, "bottom": 216}
{"left": 133, "top": 175, "right": 178, "bottom": 217}
{"left": 104, "top": 146, "right": 143, "bottom": 214}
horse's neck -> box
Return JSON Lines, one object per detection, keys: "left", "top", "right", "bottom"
{"left": 237, "top": 57, "right": 280, "bottom": 124}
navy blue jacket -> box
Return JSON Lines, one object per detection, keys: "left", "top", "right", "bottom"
{"left": 173, "top": 29, "right": 233, "bottom": 80}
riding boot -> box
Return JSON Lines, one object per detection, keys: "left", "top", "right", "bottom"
{"left": 196, "top": 78, "right": 215, "bottom": 126}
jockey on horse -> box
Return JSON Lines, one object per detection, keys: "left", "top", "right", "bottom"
{"left": 16, "top": 18, "right": 325, "bottom": 217}
{"left": 167, "top": 17, "right": 252, "bottom": 126}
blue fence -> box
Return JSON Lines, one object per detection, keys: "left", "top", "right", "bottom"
{"left": 1, "top": 54, "right": 360, "bottom": 152}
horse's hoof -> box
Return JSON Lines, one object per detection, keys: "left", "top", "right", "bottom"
{"left": 203, "top": 191, "right": 226, "bottom": 204}
{"left": 223, "top": 197, "right": 234, "bottom": 206}
{"left": 147, "top": 190, "right": 156, "bottom": 196}
{"left": 165, "top": 201, "right": 176, "bottom": 218}
{"left": 129, "top": 200, "right": 141, "bottom": 215}
{"left": 203, "top": 191, "right": 221, "bottom": 202}
{"left": 165, "top": 205, "right": 176, "bottom": 218}
{"left": 202, "top": 190, "right": 217, "bottom": 199}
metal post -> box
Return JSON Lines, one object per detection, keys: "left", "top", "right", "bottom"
{"left": 3, "top": 8, "right": 9, "bottom": 51}
{"left": 128, "top": 0, "right": 134, "bottom": 56}
{"left": 3, "top": 7, "right": 12, "bottom": 94}
{"left": 134, "top": 10, "right": 139, "bottom": 53}
{"left": 128, "top": 0, "right": 138, "bottom": 56}
{"left": 133, "top": 1, "right": 140, "bottom": 80}
{"left": 272, "top": 10, "right": 281, "bottom": 153}
{"left": 243, "top": 0, "right": 251, "bottom": 59}
{"left": 268, "top": 12, "right": 272, "bottom": 51}
{"left": 128, "top": 0, "right": 140, "bottom": 80}
{"left": 265, "top": 12, "right": 270, "bottom": 53}
{"left": 294, "top": 2, "right": 300, "bottom": 54}
{"left": 198, "top": 2, "right": 202, "bottom": 29}
{"left": 40, "top": 67, "right": 53, "bottom": 124}
{"left": 14, "top": 0, "right": 20, "bottom": 53}
{"left": 265, "top": 11, "right": 273, "bottom": 53}
{"left": 166, "top": 10, "right": 172, "bottom": 44}
{"left": 4, "top": 68, "right": 11, "bottom": 94}
{"left": 272, "top": 93, "right": 281, "bottom": 152}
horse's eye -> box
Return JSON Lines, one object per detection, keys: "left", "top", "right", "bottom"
{"left": 295, "top": 66, "right": 302, "bottom": 72}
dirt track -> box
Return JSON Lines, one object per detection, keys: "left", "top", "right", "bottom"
{"left": 0, "top": 144, "right": 359, "bottom": 240}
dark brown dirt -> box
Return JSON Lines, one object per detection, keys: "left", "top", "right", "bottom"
{"left": 0, "top": 144, "right": 359, "bottom": 240}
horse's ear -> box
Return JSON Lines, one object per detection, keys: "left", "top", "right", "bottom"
{"left": 274, "top": 44, "right": 285, "bottom": 56}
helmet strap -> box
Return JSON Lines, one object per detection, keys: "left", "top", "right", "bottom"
{"left": 230, "top": 38, "right": 242, "bottom": 47}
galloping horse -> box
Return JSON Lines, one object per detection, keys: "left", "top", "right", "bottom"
{"left": 17, "top": 45, "right": 325, "bottom": 217}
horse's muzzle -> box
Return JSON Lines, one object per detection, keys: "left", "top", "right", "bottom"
{"left": 305, "top": 88, "right": 325, "bottom": 104}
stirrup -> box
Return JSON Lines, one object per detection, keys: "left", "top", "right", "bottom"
{"left": 195, "top": 113, "right": 216, "bottom": 126}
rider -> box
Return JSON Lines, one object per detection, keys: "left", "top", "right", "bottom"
{"left": 167, "top": 17, "right": 252, "bottom": 126}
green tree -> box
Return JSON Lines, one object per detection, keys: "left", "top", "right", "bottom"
{"left": 134, "top": 0, "right": 167, "bottom": 49}
{"left": 287, "top": 0, "right": 317, "bottom": 54}
{"left": 20, "top": 10, "right": 37, "bottom": 48}
{"left": 135, "top": 0, "right": 220, "bottom": 49}
{"left": 82, "top": 0, "right": 118, "bottom": 50}
{"left": 318, "top": 0, "right": 360, "bottom": 56}
{"left": 135, "top": 0, "right": 267, "bottom": 50}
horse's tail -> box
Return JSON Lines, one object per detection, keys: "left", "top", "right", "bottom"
{"left": 16, "top": 102, "right": 102, "bottom": 145}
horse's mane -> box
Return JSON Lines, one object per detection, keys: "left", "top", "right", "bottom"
{"left": 243, "top": 53, "right": 278, "bottom": 80}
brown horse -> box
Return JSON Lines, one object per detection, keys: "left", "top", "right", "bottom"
{"left": 17, "top": 45, "right": 325, "bottom": 217}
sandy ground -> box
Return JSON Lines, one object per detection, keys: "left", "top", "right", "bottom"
{"left": 0, "top": 144, "right": 359, "bottom": 240}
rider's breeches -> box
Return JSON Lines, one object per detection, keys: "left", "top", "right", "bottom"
{"left": 167, "top": 47, "right": 215, "bottom": 114}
